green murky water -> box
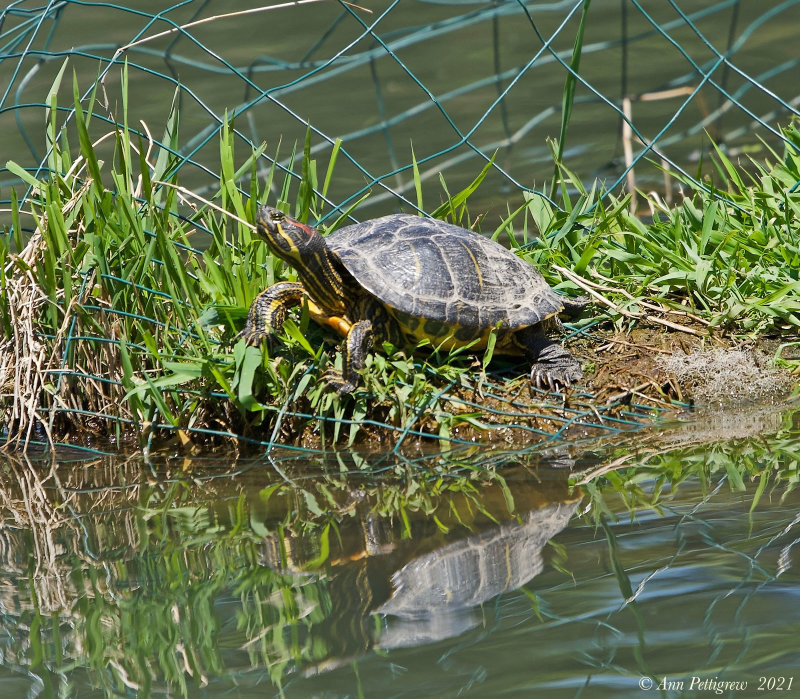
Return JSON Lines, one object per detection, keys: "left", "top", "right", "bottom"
{"left": 1, "top": 404, "right": 798, "bottom": 697}
{"left": 4, "top": 1, "right": 798, "bottom": 219}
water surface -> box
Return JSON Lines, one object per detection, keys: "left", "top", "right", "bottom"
{"left": 3, "top": 1, "right": 799, "bottom": 219}
{"left": 0, "top": 403, "right": 797, "bottom": 697}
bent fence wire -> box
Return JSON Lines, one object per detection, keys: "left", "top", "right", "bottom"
{"left": 1, "top": 0, "right": 799, "bottom": 453}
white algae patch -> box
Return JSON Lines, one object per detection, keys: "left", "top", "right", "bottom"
{"left": 662, "top": 348, "right": 791, "bottom": 408}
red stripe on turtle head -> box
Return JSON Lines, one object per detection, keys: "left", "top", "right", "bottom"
{"left": 287, "top": 218, "right": 317, "bottom": 238}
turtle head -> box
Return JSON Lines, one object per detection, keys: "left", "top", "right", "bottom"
{"left": 254, "top": 205, "right": 347, "bottom": 313}
{"left": 255, "top": 206, "right": 324, "bottom": 266}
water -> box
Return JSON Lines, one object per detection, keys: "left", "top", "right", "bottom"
{"left": 2, "top": 1, "right": 799, "bottom": 221}
{"left": 1, "top": 403, "right": 797, "bottom": 697}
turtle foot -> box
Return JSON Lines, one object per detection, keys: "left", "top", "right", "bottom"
{"left": 322, "top": 369, "right": 357, "bottom": 395}
{"left": 529, "top": 343, "right": 582, "bottom": 392}
{"left": 233, "top": 325, "right": 276, "bottom": 350}
{"left": 236, "top": 281, "right": 304, "bottom": 348}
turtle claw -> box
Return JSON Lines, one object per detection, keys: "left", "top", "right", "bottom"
{"left": 233, "top": 309, "right": 271, "bottom": 347}
{"left": 529, "top": 343, "right": 582, "bottom": 393}
{"left": 234, "top": 326, "right": 276, "bottom": 350}
{"left": 233, "top": 328, "right": 254, "bottom": 346}
{"left": 531, "top": 366, "right": 578, "bottom": 393}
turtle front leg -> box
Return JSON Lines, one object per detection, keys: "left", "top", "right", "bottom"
{"left": 518, "top": 326, "right": 582, "bottom": 392}
{"left": 236, "top": 281, "right": 307, "bottom": 346}
{"left": 323, "top": 319, "right": 374, "bottom": 395}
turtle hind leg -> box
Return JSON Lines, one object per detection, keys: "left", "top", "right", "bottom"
{"left": 235, "top": 281, "right": 306, "bottom": 346}
{"left": 517, "top": 325, "right": 582, "bottom": 392}
{"left": 530, "top": 342, "right": 583, "bottom": 391}
{"left": 323, "top": 319, "right": 374, "bottom": 395}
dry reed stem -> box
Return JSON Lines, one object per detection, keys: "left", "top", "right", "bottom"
{"left": 1, "top": 231, "right": 51, "bottom": 449}
{"left": 1, "top": 205, "right": 131, "bottom": 451}
{"left": 553, "top": 264, "right": 704, "bottom": 336}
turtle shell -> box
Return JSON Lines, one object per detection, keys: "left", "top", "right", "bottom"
{"left": 326, "top": 214, "right": 564, "bottom": 338}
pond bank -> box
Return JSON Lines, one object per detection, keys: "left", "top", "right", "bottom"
{"left": 1, "top": 96, "right": 798, "bottom": 454}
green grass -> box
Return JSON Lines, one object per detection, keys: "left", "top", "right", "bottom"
{"left": 521, "top": 137, "right": 800, "bottom": 334}
{"left": 1, "top": 67, "right": 798, "bottom": 452}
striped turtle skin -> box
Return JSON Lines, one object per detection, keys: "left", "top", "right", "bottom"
{"left": 237, "top": 206, "right": 587, "bottom": 394}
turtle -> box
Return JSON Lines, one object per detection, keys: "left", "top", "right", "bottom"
{"left": 237, "top": 205, "right": 588, "bottom": 394}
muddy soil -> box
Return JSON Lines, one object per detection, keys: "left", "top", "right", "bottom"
{"left": 577, "top": 323, "right": 796, "bottom": 406}
{"left": 381, "top": 321, "right": 800, "bottom": 450}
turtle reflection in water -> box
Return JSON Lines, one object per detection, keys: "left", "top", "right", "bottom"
{"left": 375, "top": 499, "right": 579, "bottom": 648}
{"left": 238, "top": 206, "right": 588, "bottom": 392}
{"left": 259, "top": 475, "right": 580, "bottom": 667}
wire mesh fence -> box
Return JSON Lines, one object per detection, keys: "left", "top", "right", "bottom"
{"left": 1, "top": 0, "right": 799, "bottom": 453}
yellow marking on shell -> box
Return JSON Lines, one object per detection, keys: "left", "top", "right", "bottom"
{"left": 392, "top": 313, "right": 525, "bottom": 355}
{"left": 457, "top": 239, "right": 483, "bottom": 291}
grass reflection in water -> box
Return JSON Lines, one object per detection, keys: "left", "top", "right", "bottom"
{"left": 0, "top": 402, "right": 797, "bottom": 697}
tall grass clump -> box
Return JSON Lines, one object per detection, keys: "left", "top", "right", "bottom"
{"left": 0, "top": 67, "right": 528, "bottom": 452}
